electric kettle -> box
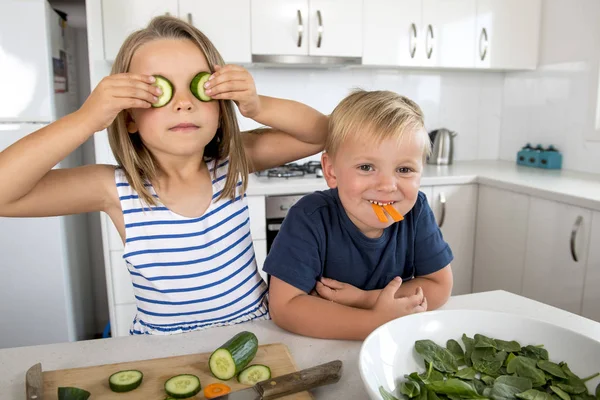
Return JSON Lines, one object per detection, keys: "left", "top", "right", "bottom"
{"left": 427, "top": 128, "right": 457, "bottom": 165}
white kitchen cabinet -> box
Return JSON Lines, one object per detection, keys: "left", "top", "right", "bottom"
{"left": 179, "top": 0, "right": 251, "bottom": 64}
{"left": 473, "top": 186, "right": 530, "bottom": 294}
{"left": 582, "top": 211, "right": 600, "bottom": 322}
{"left": 522, "top": 198, "right": 592, "bottom": 315}
{"left": 475, "top": 0, "right": 541, "bottom": 70}
{"left": 420, "top": 186, "right": 434, "bottom": 206}
{"left": 254, "top": 239, "right": 268, "bottom": 282}
{"left": 430, "top": 185, "right": 478, "bottom": 295}
{"left": 101, "top": 0, "right": 178, "bottom": 61}
{"left": 115, "top": 303, "right": 137, "bottom": 337}
{"left": 247, "top": 195, "right": 266, "bottom": 240}
{"left": 250, "top": 0, "right": 362, "bottom": 58}
{"left": 363, "top": 0, "right": 423, "bottom": 67}
{"left": 422, "top": 0, "right": 477, "bottom": 68}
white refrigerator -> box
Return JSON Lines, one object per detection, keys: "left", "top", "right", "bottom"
{"left": 0, "top": 0, "right": 95, "bottom": 348}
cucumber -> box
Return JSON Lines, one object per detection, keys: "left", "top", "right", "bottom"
{"left": 58, "top": 387, "right": 91, "bottom": 400}
{"left": 108, "top": 369, "right": 143, "bottom": 392}
{"left": 209, "top": 331, "right": 259, "bottom": 380}
{"left": 237, "top": 364, "right": 271, "bottom": 385}
{"left": 190, "top": 71, "right": 212, "bottom": 102}
{"left": 164, "top": 374, "right": 201, "bottom": 399}
{"left": 152, "top": 75, "right": 173, "bottom": 108}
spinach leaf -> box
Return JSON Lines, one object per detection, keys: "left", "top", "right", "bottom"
{"left": 496, "top": 340, "right": 522, "bottom": 353}
{"left": 507, "top": 356, "right": 547, "bottom": 387}
{"left": 475, "top": 334, "right": 498, "bottom": 349}
{"left": 416, "top": 340, "right": 459, "bottom": 373}
{"left": 482, "top": 375, "right": 497, "bottom": 385}
{"left": 426, "top": 379, "right": 487, "bottom": 399}
{"left": 473, "top": 379, "right": 488, "bottom": 395}
{"left": 520, "top": 346, "right": 549, "bottom": 361}
{"left": 556, "top": 364, "right": 587, "bottom": 395}
{"left": 462, "top": 334, "right": 475, "bottom": 367}
{"left": 550, "top": 386, "right": 572, "bottom": 400}
{"left": 447, "top": 339, "right": 465, "bottom": 365}
{"left": 490, "top": 382, "right": 527, "bottom": 400}
{"left": 455, "top": 367, "right": 478, "bottom": 380}
{"left": 472, "top": 348, "right": 504, "bottom": 376}
{"left": 505, "top": 353, "right": 517, "bottom": 367}
{"left": 495, "top": 375, "right": 533, "bottom": 392}
{"left": 401, "top": 381, "right": 421, "bottom": 398}
{"left": 581, "top": 373, "right": 599, "bottom": 383}
{"left": 596, "top": 382, "right": 599, "bottom": 399}
{"left": 516, "top": 389, "right": 554, "bottom": 400}
{"left": 380, "top": 386, "right": 401, "bottom": 400}
{"left": 537, "top": 361, "right": 567, "bottom": 379}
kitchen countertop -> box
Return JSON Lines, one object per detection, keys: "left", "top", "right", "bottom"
{"left": 2, "top": 290, "right": 600, "bottom": 400}
{"left": 247, "top": 160, "right": 600, "bottom": 211}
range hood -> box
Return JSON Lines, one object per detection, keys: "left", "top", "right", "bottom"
{"left": 251, "top": 54, "right": 362, "bottom": 67}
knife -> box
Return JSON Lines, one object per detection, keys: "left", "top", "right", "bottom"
{"left": 25, "top": 362, "right": 44, "bottom": 400}
{"left": 214, "top": 360, "right": 343, "bottom": 399}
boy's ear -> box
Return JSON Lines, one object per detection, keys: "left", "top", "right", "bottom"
{"left": 321, "top": 151, "right": 338, "bottom": 189}
{"left": 126, "top": 111, "right": 138, "bottom": 134}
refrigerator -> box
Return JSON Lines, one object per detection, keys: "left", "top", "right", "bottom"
{"left": 0, "top": 0, "right": 95, "bottom": 348}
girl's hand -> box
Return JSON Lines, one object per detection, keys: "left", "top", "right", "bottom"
{"left": 314, "top": 277, "right": 369, "bottom": 308}
{"left": 204, "top": 65, "right": 261, "bottom": 119}
{"left": 77, "top": 73, "right": 161, "bottom": 133}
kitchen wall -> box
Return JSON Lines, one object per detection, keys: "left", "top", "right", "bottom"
{"left": 499, "top": 0, "right": 600, "bottom": 175}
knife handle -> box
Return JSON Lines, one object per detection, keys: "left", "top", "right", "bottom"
{"left": 256, "top": 360, "right": 342, "bottom": 399}
{"left": 25, "top": 363, "right": 44, "bottom": 400}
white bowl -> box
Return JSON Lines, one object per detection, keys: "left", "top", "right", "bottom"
{"left": 359, "top": 310, "right": 600, "bottom": 400}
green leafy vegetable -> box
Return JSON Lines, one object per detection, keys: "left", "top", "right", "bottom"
{"left": 415, "top": 340, "right": 459, "bottom": 374}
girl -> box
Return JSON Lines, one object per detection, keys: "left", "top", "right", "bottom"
{"left": 0, "top": 16, "right": 328, "bottom": 335}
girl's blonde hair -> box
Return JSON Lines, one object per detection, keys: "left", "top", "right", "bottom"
{"left": 108, "top": 15, "right": 248, "bottom": 207}
{"left": 326, "top": 89, "right": 430, "bottom": 160}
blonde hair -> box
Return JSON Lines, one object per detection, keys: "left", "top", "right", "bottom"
{"left": 326, "top": 89, "right": 430, "bottom": 160}
{"left": 108, "top": 15, "right": 248, "bottom": 207}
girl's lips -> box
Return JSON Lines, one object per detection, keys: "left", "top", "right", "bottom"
{"left": 169, "top": 123, "right": 199, "bottom": 131}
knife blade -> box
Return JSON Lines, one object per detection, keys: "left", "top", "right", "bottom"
{"left": 214, "top": 360, "right": 343, "bottom": 400}
{"left": 25, "top": 362, "right": 44, "bottom": 400}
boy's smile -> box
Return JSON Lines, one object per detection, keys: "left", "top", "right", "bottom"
{"left": 321, "top": 130, "right": 426, "bottom": 239}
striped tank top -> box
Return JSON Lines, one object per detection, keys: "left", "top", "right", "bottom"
{"left": 115, "top": 158, "right": 269, "bottom": 335}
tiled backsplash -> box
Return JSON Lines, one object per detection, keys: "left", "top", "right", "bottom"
{"left": 237, "top": 67, "right": 505, "bottom": 164}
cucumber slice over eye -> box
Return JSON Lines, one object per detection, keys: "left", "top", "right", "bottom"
{"left": 237, "top": 364, "right": 271, "bottom": 385}
{"left": 164, "top": 374, "right": 202, "bottom": 399}
{"left": 108, "top": 369, "right": 143, "bottom": 392}
{"left": 152, "top": 75, "right": 173, "bottom": 107}
{"left": 58, "top": 387, "right": 91, "bottom": 400}
{"left": 190, "top": 71, "right": 212, "bottom": 102}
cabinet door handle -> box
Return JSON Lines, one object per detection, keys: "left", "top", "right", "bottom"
{"left": 438, "top": 192, "right": 446, "bottom": 228}
{"left": 570, "top": 215, "right": 583, "bottom": 262}
{"left": 165, "top": 12, "right": 171, "bottom": 16}
{"left": 297, "top": 10, "right": 303, "bottom": 47}
{"left": 426, "top": 24, "right": 434, "bottom": 59}
{"left": 187, "top": 13, "right": 193, "bottom": 25}
{"left": 479, "top": 27, "right": 488, "bottom": 61}
{"left": 409, "top": 23, "right": 417, "bottom": 59}
{"left": 316, "top": 10, "right": 323, "bottom": 48}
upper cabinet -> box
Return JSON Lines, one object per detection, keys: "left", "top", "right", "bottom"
{"left": 102, "top": 0, "right": 178, "bottom": 62}
{"left": 250, "top": 0, "right": 363, "bottom": 58}
{"left": 475, "top": 0, "right": 542, "bottom": 70}
{"left": 179, "top": 0, "right": 252, "bottom": 64}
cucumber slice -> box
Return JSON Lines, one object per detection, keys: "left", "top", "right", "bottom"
{"left": 152, "top": 75, "right": 173, "bottom": 108}
{"left": 164, "top": 374, "right": 201, "bottom": 399}
{"left": 209, "top": 331, "right": 259, "bottom": 380}
{"left": 108, "top": 369, "right": 143, "bottom": 392}
{"left": 58, "top": 387, "right": 91, "bottom": 400}
{"left": 237, "top": 364, "right": 271, "bottom": 385}
{"left": 190, "top": 71, "right": 212, "bottom": 102}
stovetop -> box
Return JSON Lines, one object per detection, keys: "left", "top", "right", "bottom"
{"left": 255, "top": 161, "right": 323, "bottom": 179}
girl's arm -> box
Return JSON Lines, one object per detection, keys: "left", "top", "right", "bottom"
{"left": 203, "top": 65, "right": 328, "bottom": 172}
{"left": 0, "top": 73, "right": 160, "bottom": 217}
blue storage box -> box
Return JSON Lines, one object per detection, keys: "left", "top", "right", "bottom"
{"left": 538, "top": 145, "right": 562, "bottom": 169}
{"left": 516, "top": 144, "right": 562, "bottom": 170}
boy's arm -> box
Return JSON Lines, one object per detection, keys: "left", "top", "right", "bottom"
{"left": 269, "top": 276, "right": 426, "bottom": 341}
{"left": 242, "top": 95, "right": 329, "bottom": 172}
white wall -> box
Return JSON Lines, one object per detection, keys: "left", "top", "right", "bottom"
{"left": 499, "top": 0, "right": 600, "bottom": 174}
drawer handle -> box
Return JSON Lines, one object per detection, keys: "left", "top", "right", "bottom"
{"left": 426, "top": 24, "right": 434, "bottom": 59}
{"left": 570, "top": 215, "right": 583, "bottom": 262}
{"left": 297, "top": 10, "right": 303, "bottom": 47}
{"left": 479, "top": 27, "right": 488, "bottom": 61}
{"left": 316, "top": 10, "right": 323, "bottom": 48}
{"left": 438, "top": 192, "right": 446, "bottom": 228}
{"left": 409, "top": 23, "right": 417, "bottom": 58}
{"left": 187, "top": 13, "right": 193, "bottom": 25}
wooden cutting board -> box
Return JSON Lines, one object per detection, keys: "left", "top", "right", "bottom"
{"left": 40, "top": 343, "right": 313, "bottom": 399}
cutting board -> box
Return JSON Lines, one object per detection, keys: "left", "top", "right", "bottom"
{"left": 39, "top": 343, "right": 313, "bottom": 399}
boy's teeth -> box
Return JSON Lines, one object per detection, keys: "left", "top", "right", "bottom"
{"left": 369, "top": 200, "right": 395, "bottom": 206}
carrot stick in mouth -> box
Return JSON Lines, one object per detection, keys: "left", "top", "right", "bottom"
{"left": 383, "top": 204, "right": 404, "bottom": 222}
{"left": 371, "top": 203, "right": 389, "bottom": 223}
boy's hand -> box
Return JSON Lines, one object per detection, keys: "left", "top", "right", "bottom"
{"left": 314, "top": 277, "right": 369, "bottom": 308}
{"left": 372, "top": 277, "right": 427, "bottom": 324}
{"left": 203, "top": 64, "right": 261, "bottom": 118}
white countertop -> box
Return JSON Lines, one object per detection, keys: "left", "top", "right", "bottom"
{"left": 247, "top": 160, "right": 600, "bottom": 211}
{"left": 2, "top": 290, "right": 600, "bottom": 400}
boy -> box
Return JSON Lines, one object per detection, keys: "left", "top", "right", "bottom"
{"left": 263, "top": 89, "right": 454, "bottom": 340}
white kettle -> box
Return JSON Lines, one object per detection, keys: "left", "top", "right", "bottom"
{"left": 427, "top": 128, "right": 457, "bottom": 165}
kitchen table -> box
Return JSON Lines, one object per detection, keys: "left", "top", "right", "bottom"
{"left": 2, "top": 290, "right": 599, "bottom": 399}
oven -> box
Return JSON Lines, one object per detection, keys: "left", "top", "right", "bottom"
{"left": 265, "top": 194, "right": 307, "bottom": 253}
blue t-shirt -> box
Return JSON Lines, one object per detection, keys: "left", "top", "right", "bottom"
{"left": 262, "top": 189, "right": 453, "bottom": 293}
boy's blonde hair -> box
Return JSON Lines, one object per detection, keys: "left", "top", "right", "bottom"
{"left": 326, "top": 89, "right": 430, "bottom": 160}
{"left": 108, "top": 16, "right": 248, "bottom": 206}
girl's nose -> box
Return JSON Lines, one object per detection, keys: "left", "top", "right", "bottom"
{"left": 172, "top": 95, "right": 194, "bottom": 112}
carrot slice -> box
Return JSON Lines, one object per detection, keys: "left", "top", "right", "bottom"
{"left": 383, "top": 204, "right": 404, "bottom": 222}
{"left": 371, "top": 203, "right": 388, "bottom": 223}
{"left": 204, "top": 383, "right": 231, "bottom": 399}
